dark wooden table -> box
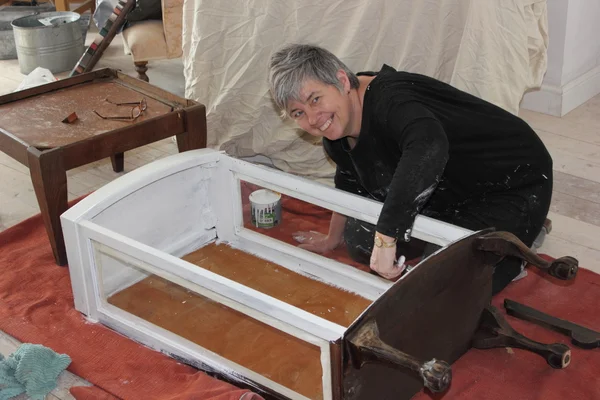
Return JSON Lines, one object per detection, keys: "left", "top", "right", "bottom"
{"left": 0, "top": 69, "right": 207, "bottom": 266}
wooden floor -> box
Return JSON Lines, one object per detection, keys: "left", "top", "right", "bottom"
{"left": 1, "top": 22, "right": 600, "bottom": 399}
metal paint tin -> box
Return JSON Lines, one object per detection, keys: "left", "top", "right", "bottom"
{"left": 249, "top": 189, "right": 281, "bottom": 229}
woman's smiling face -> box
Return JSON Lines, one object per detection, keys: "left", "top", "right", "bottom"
{"left": 286, "top": 71, "right": 355, "bottom": 141}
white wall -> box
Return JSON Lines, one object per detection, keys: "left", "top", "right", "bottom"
{"left": 561, "top": 0, "right": 600, "bottom": 84}
{"left": 543, "top": 0, "right": 568, "bottom": 87}
{"left": 520, "top": 0, "right": 600, "bottom": 116}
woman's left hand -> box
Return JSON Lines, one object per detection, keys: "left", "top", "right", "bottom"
{"left": 370, "top": 243, "right": 406, "bottom": 280}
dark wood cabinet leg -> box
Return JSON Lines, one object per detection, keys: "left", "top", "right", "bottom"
{"left": 176, "top": 104, "right": 207, "bottom": 152}
{"left": 111, "top": 152, "right": 124, "bottom": 172}
{"left": 134, "top": 61, "right": 149, "bottom": 82}
{"left": 347, "top": 319, "right": 452, "bottom": 393}
{"left": 27, "top": 147, "right": 68, "bottom": 266}
{"left": 475, "top": 231, "right": 578, "bottom": 280}
{"left": 473, "top": 305, "right": 571, "bottom": 369}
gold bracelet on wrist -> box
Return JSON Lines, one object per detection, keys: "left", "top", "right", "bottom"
{"left": 374, "top": 234, "right": 397, "bottom": 248}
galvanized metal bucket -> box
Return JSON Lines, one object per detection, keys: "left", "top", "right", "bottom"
{"left": 11, "top": 11, "right": 85, "bottom": 75}
{"left": 0, "top": 4, "right": 56, "bottom": 60}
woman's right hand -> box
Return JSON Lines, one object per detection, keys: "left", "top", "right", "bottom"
{"left": 292, "top": 231, "right": 342, "bottom": 254}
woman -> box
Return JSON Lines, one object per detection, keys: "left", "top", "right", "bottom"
{"left": 268, "top": 44, "right": 553, "bottom": 294}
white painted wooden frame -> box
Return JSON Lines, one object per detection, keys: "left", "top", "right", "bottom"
{"left": 206, "top": 155, "right": 472, "bottom": 301}
{"left": 61, "top": 149, "right": 473, "bottom": 399}
{"left": 91, "top": 238, "right": 331, "bottom": 400}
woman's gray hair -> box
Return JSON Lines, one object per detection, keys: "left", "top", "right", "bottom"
{"left": 268, "top": 44, "right": 359, "bottom": 114}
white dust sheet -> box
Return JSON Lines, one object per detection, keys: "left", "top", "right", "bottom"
{"left": 181, "top": 0, "right": 548, "bottom": 182}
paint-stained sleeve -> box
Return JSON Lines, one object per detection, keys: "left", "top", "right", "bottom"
{"left": 376, "top": 101, "right": 449, "bottom": 241}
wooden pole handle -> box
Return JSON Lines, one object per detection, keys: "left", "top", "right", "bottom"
{"left": 347, "top": 319, "right": 452, "bottom": 393}
{"left": 475, "top": 231, "right": 578, "bottom": 280}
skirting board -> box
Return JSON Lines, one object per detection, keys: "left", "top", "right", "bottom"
{"left": 520, "top": 64, "right": 600, "bottom": 117}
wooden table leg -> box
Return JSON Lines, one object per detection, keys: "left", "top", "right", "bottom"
{"left": 111, "top": 152, "right": 124, "bottom": 172}
{"left": 176, "top": 105, "right": 207, "bottom": 152}
{"left": 27, "top": 147, "right": 69, "bottom": 266}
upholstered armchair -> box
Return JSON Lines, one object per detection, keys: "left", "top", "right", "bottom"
{"left": 121, "top": 0, "right": 183, "bottom": 82}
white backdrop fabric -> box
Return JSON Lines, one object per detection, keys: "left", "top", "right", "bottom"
{"left": 181, "top": 0, "right": 548, "bottom": 181}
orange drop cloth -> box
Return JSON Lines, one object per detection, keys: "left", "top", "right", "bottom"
{"left": 1, "top": 194, "right": 599, "bottom": 399}
{"left": 0, "top": 201, "right": 260, "bottom": 400}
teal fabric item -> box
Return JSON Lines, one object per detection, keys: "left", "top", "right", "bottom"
{"left": 0, "top": 344, "right": 71, "bottom": 400}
